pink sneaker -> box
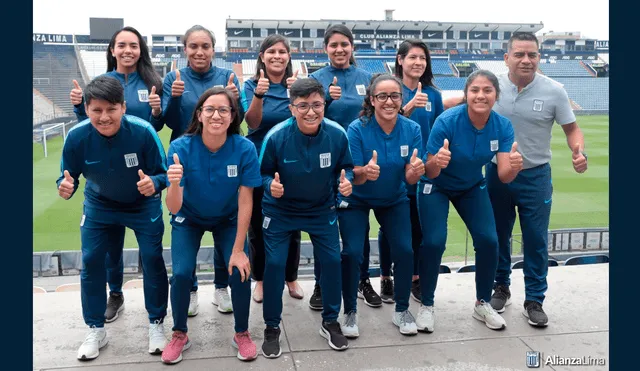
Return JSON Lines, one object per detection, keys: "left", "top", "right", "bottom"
{"left": 161, "top": 331, "right": 191, "bottom": 364}
{"left": 232, "top": 331, "right": 257, "bottom": 361}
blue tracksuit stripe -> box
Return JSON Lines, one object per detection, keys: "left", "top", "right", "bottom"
{"left": 258, "top": 118, "right": 293, "bottom": 165}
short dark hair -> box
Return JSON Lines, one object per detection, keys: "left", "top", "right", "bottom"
{"left": 395, "top": 39, "right": 436, "bottom": 88}
{"left": 289, "top": 78, "right": 325, "bottom": 103}
{"left": 463, "top": 69, "right": 501, "bottom": 102}
{"left": 84, "top": 75, "right": 124, "bottom": 106}
{"left": 184, "top": 87, "right": 241, "bottom": 136}
{"left": 254, "top": 34, "right": 293, "bottom": 86}
{"left": 182, "top": 25, "right": 216, "bottom": 48}
{"left": 507, "top": 32, "right": 539, "bottom": 51}
{"left": 323, "top": 24, "right": 357, "bottom": 66}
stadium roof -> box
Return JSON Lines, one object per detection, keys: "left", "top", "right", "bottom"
{"left": 226, "top": 19, "right": 543, "bottom": 33}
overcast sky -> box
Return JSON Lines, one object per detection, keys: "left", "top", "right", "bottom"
{"left": 33, "top": 0, "right": 609, "bottom": 45}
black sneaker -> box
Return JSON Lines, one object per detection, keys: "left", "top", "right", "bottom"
{"left": 309, "top": 283, "right": 323, "bottom": 311}
{"left": 357, "top": 278, "right": 382, "bottom": 307}
{"left": 410, "top": 279, "right": 421, "bottom": 303}
{"left": 490, "top": 284, "right": 512, "bottom": 313}
{"left": 523, "top": 300, "right": 549, "bottom": 327}
{"left": 319, "top": 321, "right": 349, "bottom": 351}
{"left": 262, "top": 327, "right": 282, "bottom": 358}
{"left": 105, "top": 292, "right": 124, "bottom": 323}
{"left": 380, "top": 278, "right": 395, "bottom": 303}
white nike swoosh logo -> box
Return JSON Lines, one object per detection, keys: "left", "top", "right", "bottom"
{"left": 284, "top": 31, "right": 293, "bottom": 36}
{"left": 234, "top": 30, "right": 243, "bottom": 35}
{"left": 474, "top": 33, "right": 482, "bottom": 38}
{"left": 428, "top": 33, "right": 436, "bottom": 37}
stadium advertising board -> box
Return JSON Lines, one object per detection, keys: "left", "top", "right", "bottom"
{"left": 33, "top": 33, "right": 73, "bottom": 43}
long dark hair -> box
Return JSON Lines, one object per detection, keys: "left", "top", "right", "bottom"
{"left": 395, "top": 39, "right": 435, "bottom": 88}
{"left": 184, "top": 87, "right": 241, "bottom": 136}
{"left": 359, "top": 74, "right": 404, "bottom": 123}
{"left": 107, "top": 26, "right": 162, "bottom": 94}
{"left": 253, "top": 34, "right": 293, "bottom": 87}
{"left": 323, "top": 24, "right": 357, "bottom": 66}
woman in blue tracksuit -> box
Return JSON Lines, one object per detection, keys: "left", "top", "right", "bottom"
{"left": 309, "top": 24, "right": 373, "bottom": 309}
{"left": 161, "top": 87, "right": 261, "bottom": 364}
{"left": 373, "top": 39, "right": 445, "bottom": 305}
{"left": 68, "top": 26, "right": 165, "bottom": 323}
{"left": 338, "top": 74, "right": 425, "bottom": 338}
{"left": 244, "top": 34, "right": 304, "bottom": 303}
{"left": 162, "top": 25, "right": 247, "bottom": 315}
{"left": 417, "top": 70, "right": 523, "bottom": 333}
{"left": 58, "top": 76, "right": 169, "bottom": 361}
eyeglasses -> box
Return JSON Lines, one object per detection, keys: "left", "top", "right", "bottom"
{"left": 373, "top": 92, "right": 402, "bottom": 102}
{"left": 201, "top": 105, "right": 232, "bottom": 118}
{"left": 291, "top": 102, "right": 325, "bottom": 113}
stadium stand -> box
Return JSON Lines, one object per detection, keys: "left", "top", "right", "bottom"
{"left": 434, "top": 77, "right": 467, "bottom": 90}
{"left": 33, "top": 44, "right": 83, "bottom": 116}
{"left": 79, "top": 50, "right": 106, "bottom": 79}
{"left": 355, "top": 59, "right": 389, "bottom": 74}
{"left": 33, "top": 89, "right": 57, "bottom": 125}
{"left": 553, "top": 77, "right": 609, "bottom": 111}
{"left": 431, "top": 59, "right": 455, "bottom": 75}
{"left": 538, "top": 60, "right": 592, "bottom": 77}
{"left": 471, "top": 60, "right": 509, "bottom": 75}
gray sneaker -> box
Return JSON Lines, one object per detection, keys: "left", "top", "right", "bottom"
{"left": 340, "top": 311, "right": 359, "bottom": 338}
{"left": 392, "top": 310, "right": 418, "bottom": 335}
{"left": 490, "top": 284, "right": 511, "bottom": 313}
{"left": 105, "top": 292, "right": 124, "bottom": 323}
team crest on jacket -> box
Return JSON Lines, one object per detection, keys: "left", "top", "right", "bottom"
{"left": 124, "top": 153, "right": 139, "bottom": 168}
{"left": 227, "top": 165, "right": 238, "bottom": 177}
{"left": 401, "top": 145, "right": 409, "bottom": 157}
{"left": 320, "top": 153, "right": 331, "bottom": 168}
{"left": 533, "top": 99, "right": 544, "bottom": 112}
{"left": 138, "top": 89, "right": 149, "bottom": 102}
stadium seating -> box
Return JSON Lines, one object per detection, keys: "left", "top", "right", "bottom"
{"left": 33, "top": 89, "right": 58, "bottom": 125}
{"left": 355, "top": 59, "right": 389, "bottom": 74}
{"left": 456, "top": 264, "right": 476, "bottom": 273}
{"left": 79, "top": 50, "right": 107, "bottom": 79}
{"left": 472, "top": 60, "right": 509, "bottom": 75}
{"left": 439, "top": 265, "right": 452, "bottom": 274}
{"left": 434, "top": 77, "right": 466, "bottom": 90}
{"left": 431, "top": 59, "right": 454, "bottom": 75}
{"left": 512, "top": 259, "right": 559, "bottom": 269}
{"left": 538, "top": 60, "right": 592, "bottom": 77}
{"left": 553, "top": 77, "right": 609, "bottom": 110}
{"left": 564, "top": 254, "right": 609, "bottom": 266}
{"left": 33, "top": 44, "right": 84, "bottom": 117}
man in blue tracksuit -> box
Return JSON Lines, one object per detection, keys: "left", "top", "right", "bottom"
{"left": 259, "top": 78, "right": 352, "bottom": 358}
{"left": 57, "top": 76, "right": 168, "bottom": 361}
{"left": 488, "top": 32, "right": 587, "bottom": 327}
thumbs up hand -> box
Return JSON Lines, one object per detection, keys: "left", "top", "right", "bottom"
{"left": 435, "top": 139, "right": 451, "bottom": 169}
{"left": 226, "top": 73, "right": 239, "bottom": 99}
{"left": 148, "top": 85, "right": 162, "bottom": 117}
{"left": 509, "top": 142, "right": 523, "bottom": 171}
{"left": 411, "top": 82, "right": 429, "bottom": 109}
{"left": 171, "top": 70, "right": 184, "bottom": 97}
{"left": 70, "top": 80, "right": 83, "bottom": 106}
{"left": 256, "top": 69, "right": 270, "bottom": 96}
{"left": 338, "top": 169, "right": 352, "bottom": 197}
{"left": 286, "top": 70, "right": 299, "bottom": 89}
{"left": 329, "top": 76, "right": 342, "bottom": 100}
{"left": 271, "top": 172, "right": 284, "bottom": 198}
{"left": 168, "top": 153, "right": 183, "bottom": 185}
{"left": 137, "top": 169, "right": 156, "bottom": 196}
{"left": 58, "top": 170, "right": 75, "bottom": 199}
{"left": 365, "top": 150, "right": 380, "bottom": 181}
{"left": 409, "top": 148, "right": 425, "bottom": 177}
{"left": 572, "top": 142, "right": 587, "bottom": 173}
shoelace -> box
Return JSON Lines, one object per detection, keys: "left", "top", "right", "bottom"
{"left": 313, "top": 284, "right": 321, "bottom": 297}
{"left": 169, "top": 332, "right": 186, "bottom": 345}
{"left": 344, "top": 311, "right": 357, "bottom": 327}
{"left": 235, "top": 331, "right": 251, "bottom": 343}
{"left": 382, "top": 279, "right": 394, "bottom": 293}
{"left": 265, "top": 328, "right": 279, "bottom": 342}
{"left": 479, "top": 300, "right": 499, "bottom": 316}
{"left": 493, "top": 286, "right": 509, "bottom": 300}
{"left": 399, "top": 310, "right": 416, "bottom": 325}
{"left": 189, "top": 293, "right": 197, "bottom": 305}
{"left": 527, "top": 301, "right": 544, "bottom": 313}
{"left": 85, "top": 327, "right": 103, "bottom": 343}
{"left": 361, "top": 280, "right": 377, "bottom": 296}
{"left": 324, "top": 321, "right": 342, "bottom": 333}
{"left": 149, "top": 320, "right": 164, "bottom": 337}
{"left": 107, "top": 294, "right": 121, "bottom": 308}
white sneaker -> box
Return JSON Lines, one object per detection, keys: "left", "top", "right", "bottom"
{"left": 188, "top": 291, "right": 199, "bottom": 317}
{"left": 148, "top": 320, "right": 168, "bottom": 354}
{"left": 473, "top": 300, "right": 507, "bottom": 330}
{"left": 392, "top": 310, "right": 418, "bottom": 335}
{"left": 77, "top": 326, "right": 108, "bottom": 360}
{"left": 213, "top": 287, "right": 233, "bottom": 313}
{"left": 415, "top": 305, "right": 435, "bottom": 333}
{"left": 340, "top": 311, "right": 359, "bottom": 338}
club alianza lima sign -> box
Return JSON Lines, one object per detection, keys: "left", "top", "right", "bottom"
{"left": 33, "top": 33, "right": 73, "bottom": 43}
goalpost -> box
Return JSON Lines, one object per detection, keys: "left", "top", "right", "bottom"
{"left": 37, "top": 121, "right": 73, "bottom": 158}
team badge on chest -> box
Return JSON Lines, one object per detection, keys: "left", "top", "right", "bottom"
{"left": 320, "top": 153, "right": 331, "bottom": 168}
{"left": 490, "top": 140, "right": 499, "bottom": 152}
{"left": 227, "top": 165, "right": 238, "bottom": 177}
{"left": 533, "top": 99, "right": 544, "bottom": 112}
{"left": 124, "top": 153, "right": 139, "bottom": 168}
{"left": 400, "top": 145, "right": 409, "bottom": 157}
